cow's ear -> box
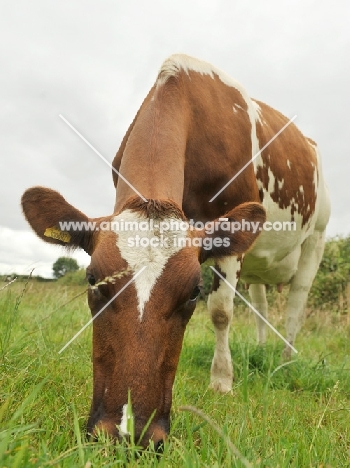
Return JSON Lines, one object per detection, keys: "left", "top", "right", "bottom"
{"left": 196, "top": 202, "right": 266, "bottom": 263}
{"left": 21, "top": 187, "right": 94, "bottom": 255}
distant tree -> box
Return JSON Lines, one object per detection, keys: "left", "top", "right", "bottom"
{"left": 53, "top": 257, "right": 79, "bottom": 279}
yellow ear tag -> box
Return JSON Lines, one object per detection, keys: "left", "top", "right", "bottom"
{"left": 44, "top": 227, "right": 71, "bottom": 243}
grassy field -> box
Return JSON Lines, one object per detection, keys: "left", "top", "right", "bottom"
{"left": 1, "top": 279, "right": 350, "bottom": 467}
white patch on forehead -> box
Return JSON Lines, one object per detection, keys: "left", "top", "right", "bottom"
{"left": 112, "top": 210, "right": 187, "bottom": 319}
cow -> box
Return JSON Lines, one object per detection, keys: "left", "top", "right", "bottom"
{"left": 21, "top": 54, "right": 330, "bottom": 449}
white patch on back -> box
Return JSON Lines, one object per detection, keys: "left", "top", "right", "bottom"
{"left": 157, "top": 54, "right": 259, "bottom": 159}
{"left": 252, "top": 100, "right": 267, "bottom": 126}
{"left": 232, "top": 103, "right": 244, "bottom": 113}
{"left": 157, "top": 54, "right": 243, "bottom": 89}
{"left": 112, "top": 210, "right": 187, "bottom": 319}
{"left": 252, "top": 100, "right": 263, "bottom": 124}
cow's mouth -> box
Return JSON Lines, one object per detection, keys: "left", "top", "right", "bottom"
{"left": 87, "top": 415, "right": 169, "bottom": 451}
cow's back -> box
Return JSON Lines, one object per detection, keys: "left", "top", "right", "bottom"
{"left": 241, "top": 99, "right": 330, "bottom": 285}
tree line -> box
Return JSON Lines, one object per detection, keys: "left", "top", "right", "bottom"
{"left": 2, "top": 236, "right": 349, "bottom": 312}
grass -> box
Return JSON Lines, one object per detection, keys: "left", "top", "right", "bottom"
{"left": 0, "top": 279, "right": 349, "bottom": 467}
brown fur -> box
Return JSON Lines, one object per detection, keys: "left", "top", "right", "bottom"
{"left": 21, "top": 55, "right": 321, "bottom": 448}
{"left": 121, "top": 196, "right": 187, "bottom": 221}
{"left": 254, "top": 100, "right": 317, "bottom": 226}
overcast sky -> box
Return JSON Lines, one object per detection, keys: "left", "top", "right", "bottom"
{"left": 1, "top": 0, "right": 349, "bottom": 278}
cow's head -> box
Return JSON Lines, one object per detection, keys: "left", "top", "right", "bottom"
{"left": 21, "top": 187, "right": 265, "bottom": 449}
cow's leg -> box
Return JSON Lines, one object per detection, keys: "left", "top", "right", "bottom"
{"left": 249, "top": 284, "right": 268, "bottom": 344}
{"left": 207, "top": 257, "right": 240, "bottom": 393}
{"left": 283, "top": 231, "right": 325, "bottom": 359}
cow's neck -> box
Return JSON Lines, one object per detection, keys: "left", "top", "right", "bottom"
{"left": 114, "top": 74, "right": 261, "bottom": 220}
{"left": 114, "top": 82, "right": 188, "bottom": 211}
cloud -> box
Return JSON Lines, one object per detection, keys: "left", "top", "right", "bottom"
{"left": 1, "top": 0, "right": 349, "bottom": 276}
{"left": 0, "top": 226, "right": 89, "bottom": 278}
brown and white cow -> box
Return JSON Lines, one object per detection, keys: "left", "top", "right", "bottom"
{"left": 21, "top": 54, "right": 330, "bottom": 449}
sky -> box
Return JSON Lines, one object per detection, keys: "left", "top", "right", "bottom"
{"left": 1, "top": 0, "right": 349, "bottom": 278}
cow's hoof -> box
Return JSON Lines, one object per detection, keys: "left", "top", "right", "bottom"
{"left": 209, "top": 379, "right": 233, "bottom": 394}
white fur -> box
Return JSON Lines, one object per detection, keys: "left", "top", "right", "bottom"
{"left": 232, "top": 103, "right": 244, "bottom": 113}
{"left": 112, "top": 210, "right": 187, "bottom": 319}
{"left": 119, "top": 403, "right": 132, "bottom": 437}
{"left": 207, "top": 257, "right": 241, "bottom": 392}
{"left": 208, "top": 110, "right": 330, "bottom": 387}
{"left": 252, "top": 100, "right": 267, "bottom": 126}
{"left": 157, "top": 54, "right": 259, "bottom": 160}
{"left": 241, "top": 165, "right": 317, "bottom": 286}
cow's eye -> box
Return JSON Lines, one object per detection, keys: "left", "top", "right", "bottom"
{"left": 189, "top": 286, "right": 201, "bottom": 302}
{"left": 87, "top": 273, "right": 96, "bottom": 286}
